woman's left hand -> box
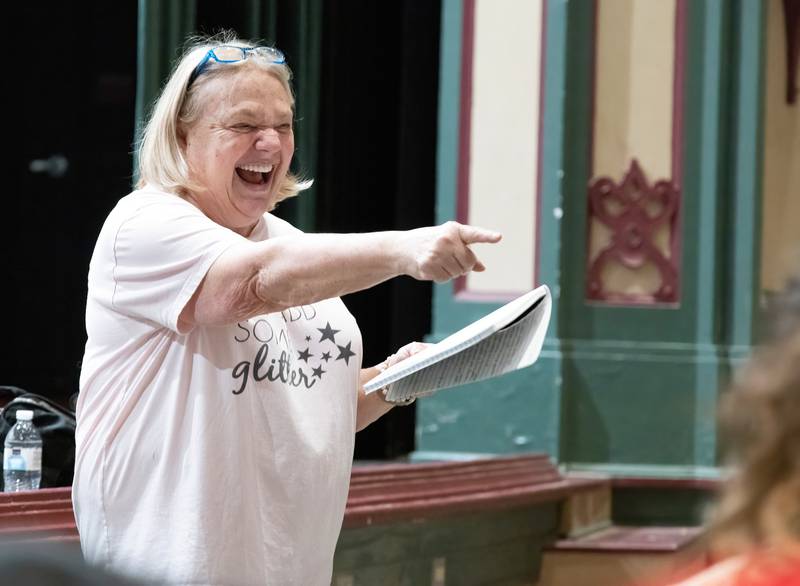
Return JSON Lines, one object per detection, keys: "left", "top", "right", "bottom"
{"left": 381, "top": 341, "right": 432, "bottom": 370}
{"left": 357, "top": 341, "right": 432, "bottom": 430}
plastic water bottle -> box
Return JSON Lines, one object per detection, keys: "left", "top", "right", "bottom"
{"left": 3, "top": 409, "right": 42, "bottom": 492}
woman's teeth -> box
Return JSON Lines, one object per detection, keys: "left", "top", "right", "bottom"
{"left": 237, "top": 163, "right": 274, "bottom": 173}
{"left": 236, "top": 164, "right": 274, "bottom": 185}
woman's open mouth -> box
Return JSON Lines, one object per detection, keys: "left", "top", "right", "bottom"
{"left": 236, "top": 163, "right": 274, "bottom": 186}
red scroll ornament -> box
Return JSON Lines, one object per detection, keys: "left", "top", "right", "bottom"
{"left": 586, "top": 159, "right": 680, "bottom": 304}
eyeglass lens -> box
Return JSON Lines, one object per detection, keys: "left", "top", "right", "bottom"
{"left": 212, "top": 46, "right": 249, "bottom": 63}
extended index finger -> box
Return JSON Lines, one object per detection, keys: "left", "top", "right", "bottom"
{"left": 457, "top": 224, "right": 503, "bottom": 245}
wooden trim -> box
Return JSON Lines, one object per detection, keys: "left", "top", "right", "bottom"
{"left": 454, "top": 0, "right": 475, "bottom": 296}
{"left": 611, "top": 476, "right": 722, "bottom": 491}
{"left": 534, "top": 0, "right": 548, "bottom": 290}
{"left": 546, "top": 525, "right": 705, "bottom": 554}
{"left": 0, "top": 488, "right": 77, "bottom": 542}
{"left": 784, "top": 0, "right": 800, "bottom": 104}
{"left": 0, "top": 486, "right": 71, "bottom": 503}
{"left": 344, "top": 454, "right": 607, "bottom": 528}
{"left": 671, "top": 0, "right": 687, "bottom": 181}
{"left": 671, "top": 0, "right": 687, "bottom": 295}
{"left": 0, "top": 455, "right": 609, "bottom": 538}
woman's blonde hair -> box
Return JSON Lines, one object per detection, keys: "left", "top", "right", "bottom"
{"left": 710, "top": 322, "right": 800, "bottom": 553}
{"left": 136, "top": 31, "right": 311, "bottom": 205}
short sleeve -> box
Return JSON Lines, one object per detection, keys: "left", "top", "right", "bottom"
{"left": 103, "top": 193, "right": 245, "bottom": 333}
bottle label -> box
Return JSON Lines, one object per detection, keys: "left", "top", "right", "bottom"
{"left": 3, "top": 447, "right": 42, "bottom": 472}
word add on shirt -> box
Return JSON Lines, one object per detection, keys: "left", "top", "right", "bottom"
{"left": 74, "top": 187, "right": 362, "bottom": 586}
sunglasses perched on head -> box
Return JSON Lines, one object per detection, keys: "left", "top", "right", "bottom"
{"left": 188, "top": 45, "right": 286, "bottom": 87}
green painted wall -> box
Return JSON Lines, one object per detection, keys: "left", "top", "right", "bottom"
{"left": 420, "top": 0, "right": 766, "bottom": 478}
{"left": 613, "top": 487, "right": 715, "bottom": 527}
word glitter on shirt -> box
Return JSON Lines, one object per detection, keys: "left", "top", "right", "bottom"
{"left": 232, "top": 311, "right": 356, "bottom": 395}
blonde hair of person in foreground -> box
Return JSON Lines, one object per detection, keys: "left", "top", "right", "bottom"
{"left": 671, "top": 315, "right": 800, "bottom": 585}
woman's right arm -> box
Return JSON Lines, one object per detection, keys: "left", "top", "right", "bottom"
{"left": 179, "top": 221, "right": 501, "bottom": 329}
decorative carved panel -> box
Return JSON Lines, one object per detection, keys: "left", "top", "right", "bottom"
{"left": 586, "top": 160, "right": 680, "bottom": 304}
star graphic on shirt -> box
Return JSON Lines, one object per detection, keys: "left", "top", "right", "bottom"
{"left": 305, "top": 335, "right": 311, "bottom": 342}
{"left": 317, "top": 322, "right": 340, "bottom": 344}
{"left": 297, "top": 347, "right": 313, "bottom": 363}
{"left": 321, "top": 351, "right": 332, "bottom": 362}
{"left": 335, "top": 341, "right": 356, "bottom": 366}
{"left": 312, "top": 365, "right": 326, "bottom": 379}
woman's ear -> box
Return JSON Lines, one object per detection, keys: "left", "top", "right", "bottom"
{"left": 177, "top": 125, "right": 187, "bottom": 149}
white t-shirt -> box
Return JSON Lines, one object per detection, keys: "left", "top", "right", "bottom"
{"left": 73, "top": 186, "right": 362, "bottom": 586}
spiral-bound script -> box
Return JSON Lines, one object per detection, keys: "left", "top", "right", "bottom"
{"left": 364, "top": 285, "right": 552, "bottom": 402}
